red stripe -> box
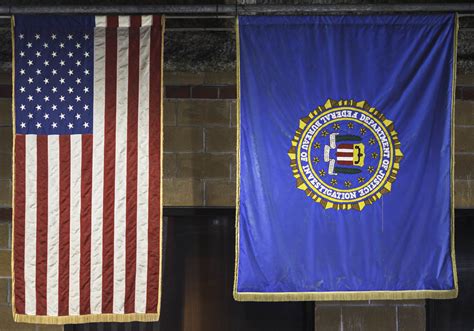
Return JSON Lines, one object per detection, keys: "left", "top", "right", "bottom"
{"left": 336, "top": 152, "right": 353, "bottom": 158}
{"left": 58, "top": 136, "right": 71, "bottom": 315}
{"left": 13, "top": 135, "right": 26, "bottom": 314}
{"left": 338, "top": 144, "right": 353, "bottom": 149}
{"left": 102, "top": 15, "right": 118, "bottom": 314}
{"left": 338, "top": 161, "right": 353, "bottom": 165}
{"left": 146, "top": 15, "right": 162, "bottom": 313}
{"left": 124, "top": 15, "right": 141, "bottom": 314}
{"left": 80, "top": 135, "right": 93, "bottom": 315}
{"left": 36, "top": 135, "right": 48, "bottom": 315}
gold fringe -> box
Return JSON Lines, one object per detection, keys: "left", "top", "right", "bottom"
{"left": 14, "top": 312, "right": 160, "bottom": 325}
{"left": 232, "top": 17, "right": 241, "bottom": 301}
{"left": 233, "top": 16, "right": 459, "bottom": 302}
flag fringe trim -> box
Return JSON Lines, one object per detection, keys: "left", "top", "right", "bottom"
{"left": 233, "top": 14, "right": 459, "bottom": 302}
{"left": 13, "top": 312, "right": 161, "bottom": 325}
{"left": 10, "top": 15, "right": 165, "bottom": 324}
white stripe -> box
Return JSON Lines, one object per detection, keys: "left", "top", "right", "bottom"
{"left": 46, "top": 136, "right": 60, "bottom": 316}
{"left": 90, "top": 26, "right": 106, "bottom": 314}
{"left": 69, "top": 135, "right": 82, "bottom": 315}
{"left": 119, "top": 16, "right": 130, "bottom": 27}
{"left": 113, "top": 28, "right": 129, "bottom": 314}
{"left": 135, "top": 26, "right": 151, "bottom": 313}
{"left": 337, "top": 148, "right": 353, "bottom": 153}
{"left": 95, "top": 16, "right": 107, "bottom": 28}
{"left": 24, "top": 135, "right": 37, "bottom": 315}
{"left": 141, "top": 16, "right": 153, "bottom": 27}
{"left": 337, "top": 157, "right": 353, "bottom": 161}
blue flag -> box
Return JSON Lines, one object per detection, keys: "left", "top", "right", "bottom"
{"left": 234, "top": 15, "right": 458, "bottom": 301}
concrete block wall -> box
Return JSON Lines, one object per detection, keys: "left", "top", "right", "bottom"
{"left": 0, "top": 69, "right": 472, "bottom": 329}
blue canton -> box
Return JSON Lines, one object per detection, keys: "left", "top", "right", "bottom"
{"left": 15, "top": 17, "right": 94, "bottom": 135}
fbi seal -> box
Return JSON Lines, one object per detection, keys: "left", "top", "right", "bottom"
{"left": 288, "top": 99, "right": 403, "bottom": 210}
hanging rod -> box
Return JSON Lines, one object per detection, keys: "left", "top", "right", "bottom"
{"left": 0, "top": 4, "right": 472, "bottom": 15}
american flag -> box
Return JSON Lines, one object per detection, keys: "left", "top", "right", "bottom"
{"left": 12, "top": 15, "right": 163, "bottom": 324}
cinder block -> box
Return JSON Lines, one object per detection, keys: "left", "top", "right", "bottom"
{"left": 205, "top": 180, "right": 236, "bottom": 206}
{"left": 163, "top": 100, "right": 177, "bottom": 126}
{"left": 164, "top": 127, "right": 203, "bottom": 153}
{"left": 37, "top": 325, "right": 64, "bottom": 331}
{"left": 0, "top": 278, "right": 8, "bottom": 305}
{"left": 456, "top": 100, "right": 474, "bottom": 125}
{"left": 368, "top": 299, "right": 425, "bottom": 306}
{"left": 0, "top": 153, "right": 12, "bottom": 180}
{"left": 191, "top": 86, "right": 218, "bottom": 99}
{"left": 177, "top": 100, "right": 230, "bottom": 127}
{"left": 0, "top": 306, "right": 38, "bottom": 331}
{"left": 0, "top": 179, "right": 11, "bottom": 207}
{"left": 398, "top": 306, "right": 426, "bottom": 331}
{"left": 205, "top": 127, "right": 236, "bottom": 153}
{"left": 455, "top": 154, "right": 474, "bottom": 180}
{"left": 163, "top": 178, "right": 203, "bottom": 207}
{"left": 163, "top": 153, "right": 177, "bottom": 178}
{"left": 457, "top": 73, "right": 474, "bottom": 86}
{"left": 230, "top": 101, "right": 237, "bottom": 127}
{"left": 203, "top": 72, "right": 235, "bottom": 85}
{"left": 0, "top": 221, "right": 10, "bottom": 249}
{"left": 455, "top": 126, "right": 474, "bottom": 153}
{"left": 176, "top": 153, "right": 232, "bottom": 179}
{"left": 342, "top": 306, "right": 396, "bottom": 331}
{"left": 455, "top": 179, "right": 473, "bottom": 208}
{"left": 0, "top": 250, "right": 11, "bottom": 277}
{"left": 0, "top": 128, "right": 12, "bottom": 154}
{"left": 315, "top": 305, "right": 341, "bottom": 331}
{"left": 164, "top": 71, "right": 205, "bottom": 86}
{"left": 0, "top": 72, "right": 10, "bottom": 85}
{"left": 0, "top": 99, "right": 12, "bottom": 126}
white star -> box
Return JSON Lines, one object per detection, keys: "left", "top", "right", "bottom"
{"left": 28, "top": 113, "right": 33, "bottom": 119}
{"left": 52, "top": 87, "right": 57, "bottom": 93}
{"left": 35, "top": 104, "right": 42, "bottom": 111}
{"left": 43, "top": 42, "right": 48, "bottom": 48}
{"left": 76, "top": 60, "right": 81, "bottom": 66}
{"left": 59, "top": 43, "right": 65, "bottom": 48}
{"left": 84, "top": 34, "right": 89, "bottom": 40}
{"left": 35, "top": 69, "right": 41, "bottom": 75}
{"left": 51, "top": 69, "right": 57, "bottom": 75}
{"left": 75, "top": 43, "right": 81, "bottom": 49}
{"left": 43, "top": 96, "right": 49, "bottom": 102}
{"left": 51, "top": 51, "right": 57, "bottom": 58}
{"left": 75, "top": 113, "right": 81, "bottom": 120}
{"left": 35, "top": 87, "right": 41, "bottom": 93}
{"left": 84, "top": 52, "right": 90, "bottom": 58}
{"left": 83, "top": 104, "right": 89, "bottom": 110}
{"left": 67, "top": 34, "right": 73, "bottom": 40}
{"left": 27, "top": 77, "right": 33, "bottom": 84}
{"left": 43, "top": 113, "right": 49, "bottom": 119}
{"left": 43, "top": 78, "right": 49, "bottom": 84}
{"left": 83, "top": 122, "right": 89, "bottom": 128}
{"left": 51, "top": 122, "right": 58, "bottom": 128}
{"left": 34, "top": 34, "right": 40, "bottom": 40}
{"left": 59, "top": 95, "right": 65, "bottom": 102}
{"left": 20, "top": 122, "right": 26, "bottom": 128}
{"left": 19, "top": 34, "right": 24, "bottom": 40}
{"left": 68, "top": 69, "right": 74, "bottom": 76}
{"left": 35, "top": 122, "right": 41, "bottom": 129}
{"left": 67, "top": 52, "right": 74, "bottom": 58}
{"left": 75, "top": 95, "right": 81, "bottom": 102}
{"left": 60, "top": 60, "right": 65, "bottom": 66}
{"left": 20, "top": 69, "right": 25, "bottom": 75}
{"left": 68, "top": 87, "right": 74, "bottom": 94}
{"left": 68, "top": 105, "right": 74, "bottom": 111}
{"left": 59, "top": 78, "right": 65, "bottom": 84}
{"left": 51, "top": 33, "right": 57, "bottom": 40}
{"left": 83, "top": 87, "right": 89, "bottom": 93}
{"left": 20, "top": 104, "right": 26, "bottom": 110}
{"left": 51, "top": 104, "right": 57, "bottom": 111}
{"left": 68, "top": 122, "right": 74, "bottom": 129}
{"left": 59, "top": 113, "right": 65, "bottom": 119}
{"left": 27, "top": 42, "right": 32, "bottom": 48}
{"left": 35, "top": 51, "right": 41, "bottom": 57}
{"left": 84, "top": 69, "right": 90, "bottom": 75}
{"left": 19, "top": 86, "right": 25, "bottom": 93}
{"left": 76, "top": 78, "right": 81, "bottom": 84}
{"left": 27, "top": 60, "right": 33, "bottom": 66}
{"left": 27, "top": 95, "right": 33, "bottom": 101}
{"left": 43, "top": 60, "right": 49, "bottom": 66}
{"left": 20, "top": 51, "right": 25, "bottom": 57}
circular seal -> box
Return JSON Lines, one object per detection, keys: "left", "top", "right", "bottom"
{"left": 288, "top": 99, "right": 403, "bottom": 211}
